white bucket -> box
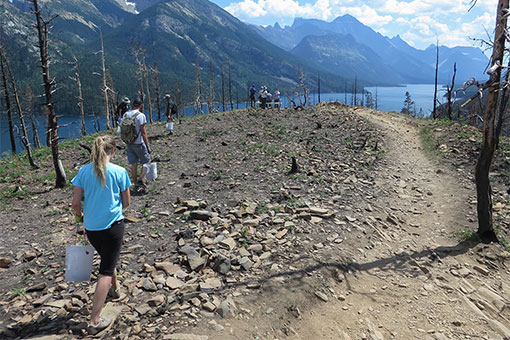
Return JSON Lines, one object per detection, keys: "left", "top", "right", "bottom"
{"left": 65, "top": 245, "right": 95, "bottom": 282}
{"left": 144, "top": 162, "right": 158, "bottom": 180}
{"left": 166, "top": 122, "right": 174, "bottom": 130}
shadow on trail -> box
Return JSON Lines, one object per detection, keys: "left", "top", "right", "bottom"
{"left": 208, "top": 239, "right": 480, "bottom": 298}
{"left": 1, "top": 313, "right": 87, "bottom": 339}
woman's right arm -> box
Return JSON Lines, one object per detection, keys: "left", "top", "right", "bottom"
{"left": 72, "top": 186, "right": 83, "bottom": 216}
{"left": 121, "top": 188, "right": 130, "bottom": 209}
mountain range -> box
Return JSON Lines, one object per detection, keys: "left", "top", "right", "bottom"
{"left": 1, "top": 0, "right": 489, "bottom": 116}
{"left": 254, "top": 15, "right": 489, "bottom": 84}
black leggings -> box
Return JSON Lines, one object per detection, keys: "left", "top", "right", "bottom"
{"left": 86, "top": 220, "right": 125, "bottom": 276}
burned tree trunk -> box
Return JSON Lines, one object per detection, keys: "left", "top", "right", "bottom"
{"left": 107, "top": 72, "right": 117, "bottom": 127}
{"left": 228, "top": 62, "right": 233, "bottom": 111}
{"left": 495, "top": 57, "right": 510, "bottom": 149}
{"left": 446, "top": 63, "right": 456, "bottom": 120}
{"left": 207, "top": 61, "right": 214, "bottom": 114}
{"left": 194, "top": 58, "right": 202, "bottom": 115}
{"left": 70, "top": 55, "right": 86, "bottom": 137}
{"left": 99, "top": 30, "right": 111, "bottom": 130}
{"left": 175, "top": 80, "right": 183, "bottom": 123}
{"left": 152, "top": 62, "right": 161, "bottom": 121}
{"left": 131, "top": 43, "right": 146, "bottom": 107}
{"left": 287, "top": 157, "right": 299, "bottom": 175}
{"left": 353, "top": 74, "right": 358, "bottom": 106}
{"left": 32, "top": 0, "right": 65, "bottom": 186}
{"left": 221, "top": 70, "right": 225, "bottom": 112}
{"left": 1, "top": 49, "right": 37, "bottom": 167}
{"left": 475, "top": 0, "right": 508, "bottom": 239}
{"left": 24, "top": 85, "right": 40, "bottom": 149}
{"left": 142, "top": 52, "right": 152, "bottom": 123}
{"left": 318, "top": 74, "right": 321, "bottom": 104}
{"left": 433, "top": 38, "right": 439, "bottom": 119}
{"left": 0, "top": 51, "right": 16, "bottom": 155}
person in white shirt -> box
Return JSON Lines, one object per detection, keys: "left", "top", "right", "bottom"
{"left": 122, "top": 98, "right": 151, "bottom": 188}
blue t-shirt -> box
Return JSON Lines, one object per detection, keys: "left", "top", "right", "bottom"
{"left": 72, "top": 163, "right": 131, "bottom": 231}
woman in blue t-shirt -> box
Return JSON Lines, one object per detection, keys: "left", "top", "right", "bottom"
{"left": 71, "top": 135, "right": 131, "bottom": 333}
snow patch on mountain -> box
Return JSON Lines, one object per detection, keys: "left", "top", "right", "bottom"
{"left": 114, "top": 0, "right": 139, "bottom": 14}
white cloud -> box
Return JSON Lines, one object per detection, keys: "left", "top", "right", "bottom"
{"left": 221, "top": 0, "right": 496, "bottom": 48}
{"left": 472, "top": 0, "right": 498, "bottom": 11}
{"left": 336, "top": 5, "right": 393, "bottom": 27}
{"left": 225, "top": 0, "right": 331, "bottom": 19}
{"left": 225, "top": 0, "right": 267, "bottom": 18}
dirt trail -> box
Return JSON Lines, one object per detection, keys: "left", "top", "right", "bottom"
{"left": 231, "top": 109, "right": 508, "bottom": 340}
{"left": 287, "top": 109, "right": 509, "bottom": 340}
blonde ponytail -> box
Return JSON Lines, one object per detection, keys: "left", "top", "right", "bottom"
{"left": 91, "top": 135, "right": 116, "bottom": 186}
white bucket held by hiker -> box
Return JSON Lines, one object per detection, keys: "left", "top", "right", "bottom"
{"left": 143, "top": 162, "right": 158, "bottom": 180}
{"left": 65, "top": 245, "right": 95, "bottom": 282}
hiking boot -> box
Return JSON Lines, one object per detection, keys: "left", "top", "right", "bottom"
{"left": 136, "top": 180, "right": 147, "bottom": 189}
{"left": 108, "top": 286, "right": 121, "bottom": 299}
{"left": 87, "top": 316, "right": 112, "bottom": 335}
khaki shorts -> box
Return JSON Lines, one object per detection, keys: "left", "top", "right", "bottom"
{"left": 126, "top": 143, "right": 150, "bottom": 164}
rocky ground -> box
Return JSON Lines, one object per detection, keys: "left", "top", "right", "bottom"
{"left": 0, "top": 103, "right": 509, "bottom": 340}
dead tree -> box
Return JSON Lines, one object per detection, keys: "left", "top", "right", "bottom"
{"left": 1, "top": 49, "right": 37, "bottom": 167}
{"left": 495, "top": 57, "right": 510, "bottom": 148}
{"left": 23, "top": 85, "right": 40, "bottom": 148}
{"left": 375, "top": 86, "right": 379, "bottom": 110}
{"left": 142, "top": 52, "right": 152, "bottom": 123}
{"left": 175, "top": 80, "right": 183, "bottom": 123}
{"left": 221, "top": 69, "right": 225, "bottom": 112}
{"left": 207, "top": 61, "right": 215, "bottom": 114}
{"left": 353, "top": 74, "right": 358, "bottom": 106}
{"left": 98, "top": 29, "right": 111, "bottom": 129}
{"left": 446, "top": 62, "right": 457, "bottom": 120}
{"left": 287, "top": 156, "right": 299, "bottom": 175}
{"left": 69, "top": 55, "right": 86, "bottom": 136}
{"left": 130, "top": 43, "right": 146, "bottom": 106}
{"left": 152, "top": 62, "right": 161, "bottom": 121}
{"left": 432, "top": 37, "right": 439, "bottom": 119}
{"left": 106, "top": 72, "right": 117, "bottom": 126}
{"left": 32, "top": 0, "right": 66, "bottom": 187}
{"left": 474, "top": 0, "right": 509, "bottom": 239}
{"left": 194, "top": 58, "right": 202, "bottom": 115}
{"left": 228, "top": 62, "right": 233, "bottom": 111}
{"left": 297, "top": 68, "right": 309, "bottom": 107}
{"left": 0, "top": 51, "right": 16, "bottom": 154}
{"left": 317, "top": 74, "right": 321, "bottom": 103}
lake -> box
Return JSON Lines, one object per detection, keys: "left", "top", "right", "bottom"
{"left": 0, "top": 84, "right": 438, "bottom": 156}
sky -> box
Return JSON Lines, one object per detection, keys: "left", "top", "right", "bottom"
{"left": 209, "top": 0, "right": 498, "bottom": 50}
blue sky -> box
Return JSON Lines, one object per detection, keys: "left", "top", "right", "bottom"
{"left": 209, "top": 0, "right": 498, "bottom": 50}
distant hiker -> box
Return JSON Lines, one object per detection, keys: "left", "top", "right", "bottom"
{"left": 115, "top": 97, "right": 130, "bottom": 125}
{"left": 120, "top": 97, "right": 151, "bottom": 188}
{"left": 259, "top": 86, "right": 267, "bottom": 109}
{"left": 164, "top": 94, "right": 176, "bottom": 135}
{"left": 249, "top": 85, "right": 256, "bottom": 107}
{"left": 266, "top": 90, "right": 273, "bottom": 108}
{"left": 71, "top": 135, "right": 130, "bottom": 334}
{"left": 274, "top": 89, "right": 281, "bottom": 110}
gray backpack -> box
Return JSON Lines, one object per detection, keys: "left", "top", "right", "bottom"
{"left": 120, "top": 112, "right": 140, "bottom": 144}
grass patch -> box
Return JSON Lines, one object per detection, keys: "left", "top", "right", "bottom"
{"left": 419, "top": 126, "right": 439, "bottom": 159}
{"left": 456, "top": 229, "right": 481, "bottom": 242}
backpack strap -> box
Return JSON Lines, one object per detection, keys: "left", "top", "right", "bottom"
{"left": 132, "top": 111, "right": 141, "bottom": 143}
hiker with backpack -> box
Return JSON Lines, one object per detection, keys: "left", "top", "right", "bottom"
{"left": 119, "top": 98, "right": 151, "bottom": 188}
{"left": 115, "top": 97, "right": 130, "bottom": 126}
